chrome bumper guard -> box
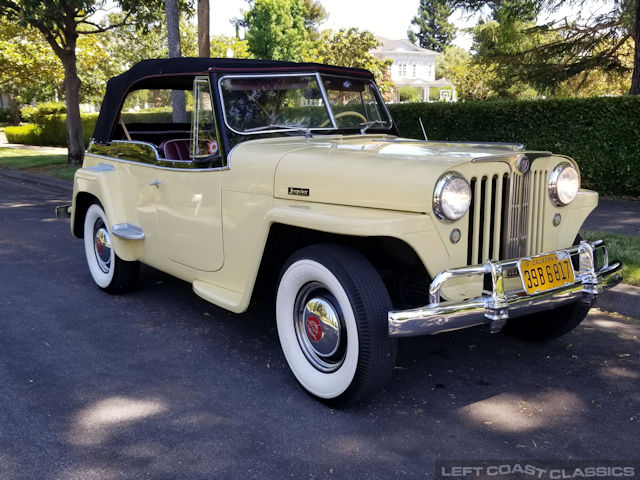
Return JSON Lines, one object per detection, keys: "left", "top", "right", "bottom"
{"left": 55, "top": 204, "right": 72, "bottom": 219}
{"left": 388, "top": 240, "right": 623, "bottom": 338}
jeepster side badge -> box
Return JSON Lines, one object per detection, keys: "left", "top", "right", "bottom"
{"left": 288, "top": 187, "right": 310, "bottom": 197}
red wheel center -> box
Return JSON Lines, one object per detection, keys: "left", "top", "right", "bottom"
{"left": 305, "top": 315, "right": 323, "bottom": 342}
{"left": 96, "top": 237, "right": 103, "bottom": 254}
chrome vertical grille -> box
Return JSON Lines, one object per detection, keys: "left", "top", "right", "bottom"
{"left": 466, "top": 163, "right": 549, "bottom": 265}
{"left": 526, "top": 167, "right": 549, "bottom": 256}
{"left": 504, "top": 171, "right": 530, "bottom": 260}
{"left": 467, "top": 174, "right": 506, "bottom": 265}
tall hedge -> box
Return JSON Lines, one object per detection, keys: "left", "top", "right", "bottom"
{"left": 6, "top": 114, "right": 98, "bottom": 147}
{"left": 388, "top": 96, "right": 640, "bottom": 197}
{"left": 4, "top": 110, "right": 181, "bottom": 148}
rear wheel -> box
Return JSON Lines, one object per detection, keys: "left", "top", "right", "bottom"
{"left": 83, "top": 203, "right": 139, "bottom": 294}
{"left": 276, "top": 244, "right": 396, "bottom": 406}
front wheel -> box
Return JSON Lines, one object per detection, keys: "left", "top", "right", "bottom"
{"left": 83, "top": 203, "right": 139, "bottom": 294}
{"left": 276, "top": 244, "right": 396, "bottom": 406}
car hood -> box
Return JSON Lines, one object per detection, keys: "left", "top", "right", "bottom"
{"left": 274, "top": 135, "right": 523, "bottom": 213}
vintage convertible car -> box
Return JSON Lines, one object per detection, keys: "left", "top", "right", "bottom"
{"left": 59, "top": 58, "right": 622, "bottom": 405}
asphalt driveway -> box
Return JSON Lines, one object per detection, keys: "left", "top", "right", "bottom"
{"left": 0, "top": 175, "right": 639, "bottom": 480}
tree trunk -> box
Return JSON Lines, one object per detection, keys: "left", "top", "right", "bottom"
{"left": 198, "top": 0, "right": 210, "bottom": 58}
{"left": 8, "top": 93, "right": 20, "bottom": 125}
{"left": 60, "top": 50, "right": 84, "bottom": 165}
{"left": 165, "top": 0, "right": 188, "bottom": 122}
{"left": 630, "top": 0, "right": 640, "bottom": 95}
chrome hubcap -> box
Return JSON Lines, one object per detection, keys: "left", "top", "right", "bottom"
{"left": 94, "top": 222, "right": 112, "bottom": 273}
{"left": 294, "top": 282, "right": 346, "bottom": 372}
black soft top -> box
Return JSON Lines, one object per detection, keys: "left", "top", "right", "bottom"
{"left": 92, "top": 57, "right": 374, "bottom": 144}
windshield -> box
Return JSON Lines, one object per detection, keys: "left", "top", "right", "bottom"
{"left": 219, "top": 73, "right": 392, "bottom": 138}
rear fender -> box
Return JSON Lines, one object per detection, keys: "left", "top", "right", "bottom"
{"left": 72, "top": 165, "right": 144, "bottom": 262}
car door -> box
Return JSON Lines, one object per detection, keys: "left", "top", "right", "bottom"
{"left": 154, "top": 77, "right": 224, "bottom": 272}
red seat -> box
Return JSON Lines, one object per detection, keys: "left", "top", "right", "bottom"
{"left": 159, "top": 139, "right": 191, "bottom": 160}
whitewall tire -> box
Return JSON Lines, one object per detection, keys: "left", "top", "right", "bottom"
{"left": 276, "top": 244, "right": 396, "bottom": 406}
{"left": 83, "top": 203, "right": 139, "bottom": 294}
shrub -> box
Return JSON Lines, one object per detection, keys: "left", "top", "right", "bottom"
{"left": 5, "top": 114, "right": 98, "bottom": 147}
{"left": 5, "top": 124, "right": 38, "bottom": 144}
{"left": 122, "top": 110, "right": 175, "bottom": 124}
{"left": 388, "top": 96, "right": 640, "bottom": 197}
{"left": 20, "top": 101, "right": 66, "bottom": 123}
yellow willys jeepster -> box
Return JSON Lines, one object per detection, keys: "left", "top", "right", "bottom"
{"left": 60, "top": 58, "right": 622, "bottom": 405}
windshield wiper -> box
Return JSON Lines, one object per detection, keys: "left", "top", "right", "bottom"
{"left": 244, "top": 124, "right": 311, "bottom": 137}
{"left": 359, "top": 120, "right": 389, "bottom": 134}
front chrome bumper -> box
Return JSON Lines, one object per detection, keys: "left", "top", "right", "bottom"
{"left": 388, "top": 240, "right": 622, "bottom": 337}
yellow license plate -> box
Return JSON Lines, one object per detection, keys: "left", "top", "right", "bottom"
{"left": 518, "top": 251, "right": 575, "bottom": 295}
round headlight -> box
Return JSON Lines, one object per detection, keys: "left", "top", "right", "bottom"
{"left": 434, "top": 172, "right": 472, "bottom": 221}
{"left": 549, "top": 162, "right": 580, "bottom": 206}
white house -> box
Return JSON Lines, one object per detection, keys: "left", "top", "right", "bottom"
{"left": 372, "top": 37, "right": 456, "bottom": 102}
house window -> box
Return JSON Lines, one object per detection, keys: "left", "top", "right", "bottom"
{"left": 412, "top": 64, "right": 417, "bottom": 78}
{"left": 398, "top": 63, "right": 407, "bottom": 77}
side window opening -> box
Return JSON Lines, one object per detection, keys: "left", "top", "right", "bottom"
{"left": 117, "top": 89, "right": 193, "bottom": 151}
{"left": 110, "top": 79, "right": 220, "bottom": 168}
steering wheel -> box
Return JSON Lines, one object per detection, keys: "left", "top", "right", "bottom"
{"left": 320, "top": 110, "right": 368, "bottom": 127}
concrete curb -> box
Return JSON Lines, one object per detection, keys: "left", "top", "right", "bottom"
{"left": 595, "top": 283, "right": 640, "bottom": 319}
{"left": 0, "top": 167, "right": 638, "bottom": 319}
{"left": 0, "top": 168, "right": 72, "bottom": 192}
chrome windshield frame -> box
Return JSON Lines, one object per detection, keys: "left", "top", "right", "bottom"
{"left": 217, "top": 72, "right": 337, "bottom": 136}
{"left": 319, "top": 73, "right": 393, "bottom": 131}
{"left": 217, "top": 71, "right": 393, "bottom": 137}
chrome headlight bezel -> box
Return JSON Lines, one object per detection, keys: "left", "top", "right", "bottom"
{"left": 549, "top": 162, "right": 580, "bottom": 206}
{"left": 433, "top": 172, "right": 472, "bottom": 221}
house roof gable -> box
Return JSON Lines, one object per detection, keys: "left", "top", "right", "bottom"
{"left": 373, "top": 37, "right": 439, "bottom": 55}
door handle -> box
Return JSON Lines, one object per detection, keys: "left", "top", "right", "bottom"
{"left": 149, "top": 180, "right": 163, "bottom": 187}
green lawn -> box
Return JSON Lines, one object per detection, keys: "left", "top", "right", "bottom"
{"left": 0, "top": 147, "right": 77, "bottom": 180}
{"left": 581, "top": 230, "right": 640, "bottom": 287}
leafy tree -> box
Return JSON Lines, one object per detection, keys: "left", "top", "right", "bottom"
{"left": 0, "top": 0, "right": 172, "bottom": 164}
{"left": 435, "top": 44, "right": 470, "bottom": 79}
{"left": 407, "top": 0, "right": 456, "bottom": 52}
{"left": 0, "top": 17, "right": 61, "bottom": 122}
{"left": 210, "top": 35, "right": 251, "bottom": 58}
{"left": 452, "top": 0, "right": 640, "bottom": 95}
{"left": 313, "top": 28, "right": 394, "bottom": 99}
{"left": 470, "top": 16, "right": 555, "bottom": 97}
{"left": 445, "top": 61, "right": 497, "bottom": 101}
{"left": 555, "top": 50, "right": 633, "bottom": 97}
{"left": 97, "top": 11, "right": 197, "bottom": 71}
{"left": 241, "top": 0, "right": 311, "bottom": 61}
{"left": 301, "top": 0, "right": 326, "bottom": 40}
